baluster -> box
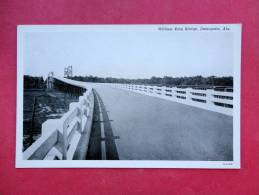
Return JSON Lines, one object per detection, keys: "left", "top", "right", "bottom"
{"left": 78, "top": 107, "right": 83, "bottom": 132}
{"left": 62, "top": 120, "right": 68, "bottom": 160}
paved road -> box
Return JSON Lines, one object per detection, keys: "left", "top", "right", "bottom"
{"left": 87, "top": 86, "right": 233, "bottom": 161}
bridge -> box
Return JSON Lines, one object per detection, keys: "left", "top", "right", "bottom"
{"left": 23, "top": 76, "right": 233, "bottom": 161}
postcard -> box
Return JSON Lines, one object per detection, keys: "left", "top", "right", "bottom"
{"left": 16, "top": 24, "right": 241, "bottom": 168}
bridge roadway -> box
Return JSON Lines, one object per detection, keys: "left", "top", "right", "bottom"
{"left": 86, "top": 85, "right": 233, "bottom": 161}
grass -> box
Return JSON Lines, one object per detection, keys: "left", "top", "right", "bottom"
{"left": 23, "top": 89, "right": 80, "bottom": 151}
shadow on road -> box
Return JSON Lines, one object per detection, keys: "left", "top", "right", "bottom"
{"left": 86, "top": 90, "right": 119, "bottom": 160}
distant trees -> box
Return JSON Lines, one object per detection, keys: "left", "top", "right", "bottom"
{"left": 69, "top": 75, "right": 233, "bottom": 87}
{"left": 24, "top": 75, "right": 46, "bottom": 89}
{"left": 23, "top": 74, "right": 233, "bottom": 89}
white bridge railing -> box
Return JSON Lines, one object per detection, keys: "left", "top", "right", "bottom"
{"left": 109, "top": 84, "right": 233, "bottom": 116}
{"left": 23, "top": 78, "right": 94, "bottom": 160}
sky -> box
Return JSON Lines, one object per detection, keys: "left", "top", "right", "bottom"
{"left": 23, "top": 28, "right": 234, "bottom": 79}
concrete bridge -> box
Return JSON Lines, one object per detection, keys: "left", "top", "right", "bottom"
{"left": 23, "top": 77, "right": 233, "bottom": 161}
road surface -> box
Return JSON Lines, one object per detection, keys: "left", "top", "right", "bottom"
{"left": 87, "top": 86, "right": 233, "bottom": 161}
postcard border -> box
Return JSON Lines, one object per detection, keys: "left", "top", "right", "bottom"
{"left": 16, "top": 24, "right": 241, "bottom": 169}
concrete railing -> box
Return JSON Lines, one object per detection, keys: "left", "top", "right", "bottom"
{"left": 23, "top": 79, "right": 94, "bottom": 160}
{"left": 109, "top": 84, "right": 233, "bottom": 116}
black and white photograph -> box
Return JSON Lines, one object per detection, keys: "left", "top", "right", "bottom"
{"left": 16, "top": 24, "right": 241, "bottom": 168}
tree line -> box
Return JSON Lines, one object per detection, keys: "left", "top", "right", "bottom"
{"left": 23, "top": 75, "right": 233, "bottom": 89}
{"left": 24, "top": 75, "right": 46, "bottom": 89}
{"left": 68, "top": 75, "right": 233, "bottom": 87}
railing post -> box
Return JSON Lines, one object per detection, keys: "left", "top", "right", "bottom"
{"left": 149, "top": 86, "right": 153, "bottom": 94}
{"left": 161, "top": 86, "right": 166, "bottom": 97}
{"left": 186, "top": 88, "right": 191, "bottom": 102}
{"left": 78, "top": 107, "right": 83, "bottom": 132}
{"left": 78, "top": 97, "right": 84, "bottom": 132}
{"left": 206, "top": 89, "right": 214, "bottom": 107}
{"left": 62, "top": 121, "right": 68, "bottom": 160}
{"left": 173, "top": 87, "right": 178, "bottom": 99}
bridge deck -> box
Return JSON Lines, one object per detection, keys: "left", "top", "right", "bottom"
{"left": 88, "top": 86, "right": 233, "bottom": 161}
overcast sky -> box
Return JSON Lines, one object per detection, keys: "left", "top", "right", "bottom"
{"left": 23, "top": 29, "right": 234, "bottom": 79}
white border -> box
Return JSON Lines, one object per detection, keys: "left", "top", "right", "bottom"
{"left": 16, "top": 24, "right": 241, "bottom": 169}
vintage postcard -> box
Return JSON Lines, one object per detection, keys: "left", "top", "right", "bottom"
{"left": 16, "top": 24, "right": 241, "bottom": 168}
